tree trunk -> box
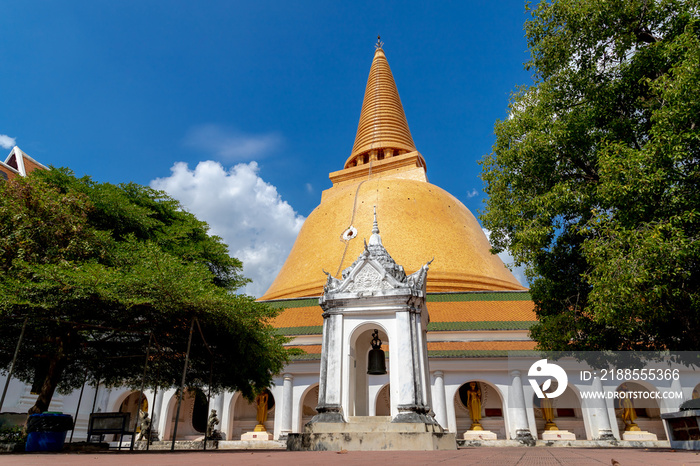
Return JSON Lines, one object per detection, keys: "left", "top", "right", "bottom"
{"left": 28, "top": 340, "right": 68, "bottom": 414}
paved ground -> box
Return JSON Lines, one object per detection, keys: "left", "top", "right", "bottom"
{"left": 2, "top": 448, "right": 700, "bottom": 465}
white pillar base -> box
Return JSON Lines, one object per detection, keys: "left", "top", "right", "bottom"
{"left": 241, "top": 431, "right": 274, "bottom": 441}
{"left": 463, "top": 430, "right": 497, "bottom": 440}
{"left": 541, "top": 430, "right": 576, "bottom": 441}
{"left": 622, "top": 431, "right": 658, "bottom": 441}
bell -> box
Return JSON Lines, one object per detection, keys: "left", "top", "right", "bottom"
{"left": 367, "top": 348, "right": 387, "bottom": 374}
{"left": 367, "top": 330, "right": 387, "bottom": 375}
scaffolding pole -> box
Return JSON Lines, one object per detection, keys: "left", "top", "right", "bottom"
{"left": 0, "top": 317, "right": 28, "bottom": 412}
{"left": 171, "top": 319, "right": 195, "bottom": 451}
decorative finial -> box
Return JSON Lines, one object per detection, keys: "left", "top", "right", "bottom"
{"left": 375, "top": 35, "right": 384, "bottom": 50}
{"left": 372, "top": 206, "right": 379, "bottom": 235}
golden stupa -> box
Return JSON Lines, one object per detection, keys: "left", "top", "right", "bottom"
{"left": 260, "top": 42, "right": 524, "bottom": 301}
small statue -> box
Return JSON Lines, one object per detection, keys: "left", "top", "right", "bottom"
{"left": 323, "top": 269, "right": 341, "bottom": 292}
{"left": 206, "top": 409, "right": 222, "bottom": 440}
{"left": 619, "top": 387, "right": 640, "bottom": 432}
{"left": 254, "top": 392, "right": 269, "bottom": 432}
{"left": 541, "top": 392, "right": 558, "bottom": 431}
{"left": 137, "top": 410, "right": 151, "bottom": 441}
{"left": 466, "top": 381, "right": 483, "bottom": 431}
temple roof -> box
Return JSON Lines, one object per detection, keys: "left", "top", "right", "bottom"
{"left": 260, "top": 43, "right": 525, "bottom": 301}
{"left": 269, "top": 292, "right": 536, "bottom": 334}
{"left": 269, "top": 292, "right": 537, "bottom": 360}
{"left": 345, "top": 44, "right": 416, "bottom": 168}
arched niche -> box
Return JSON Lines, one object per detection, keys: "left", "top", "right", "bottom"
{"left": 454, "top": 380, "right": 505, "bottom": 439}
{"left": 163, "top": 387, "right": 209, "bottom": 440}
{"left": 299, "top": 384, "right": 319, "bottom": 430}
{"left": 692, "top": 383, "right": 700, "bottom": 400}
{"left": 118, "top": 391, "right": 148, "bottom": 432}
{"left": 348, "top": 323, "right": 389, "bottom": 417}
{"left": 614, "top": 382, "right": 666, "bottom": 440}
{"left": 228, "top": 389, "right": 275, "bottom": 440}
{"left": 375, "top": 384, "right": 391, "bottom": 417}
{"left": 532, "top": 385, "right": 586, "bottom": 439}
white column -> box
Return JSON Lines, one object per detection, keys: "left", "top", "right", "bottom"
{"left": 394, "top": 310, "right": 418, "bottom": 417}
{"left": 668, "top": 378, "right": 684, "bottom": 412}
{"left": 432, "top": 371, "right": 448, "bottom": 429}
{"left": 280, "top": 373, "right": 294, "bottom": 436}
{"left": 316, "top": 312, "right": 344, "bottom": 421}
{"left": 586, "top": 377, "right": 614, "bottom": 440}
{"left": 219, "top": 392, "right": 232, "bottom": 440}
{"left": 151, "top": 389, "right": 165, "bottom": 440}
{"left": 508, "top": 370, "right": 533, "bottom": 441}
{"left": 95, "top": 387, "right": 112, "bottom": 413}
{"left": 414, "top": 312, "right": 431, "bottom": 410}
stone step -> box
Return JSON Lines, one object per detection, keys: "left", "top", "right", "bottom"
{"left": 288, "top": 431, "right": 457, "bottom": 451}
{"left": 347, "top": 416, "right": 392, "bottom": 423}
{"left": 305, "top": 421, "right": 443, "bottom": 434}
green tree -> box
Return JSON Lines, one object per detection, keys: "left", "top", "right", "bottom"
{"left": 0, "top": 168, "right": 290, "bottom": 413}
{"left": 481, "top": 0, "right": 699, "bottom": 351}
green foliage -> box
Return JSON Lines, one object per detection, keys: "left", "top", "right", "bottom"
{"left": 481, "top": 0, "right": 700, "bottom": 351}
{"left": 0, "top": 425, "right": 26, "bottom": 444}
{"left": 0, "top": 169, "right": 290, "bottom": 412}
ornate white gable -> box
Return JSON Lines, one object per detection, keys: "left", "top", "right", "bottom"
{"left": 342, "top": 262, "right": 394, "bottom": 293}
{"left": 322, "top": 209, "right": 431, "bottom": 298}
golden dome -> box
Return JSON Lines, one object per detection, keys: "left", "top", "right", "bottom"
{"left": 345, "top": 47, "right": 416, "bottom": 169}
{"left": 259, "top": 177, "right": 525, "bottom": 300}
{"left": 259, "top": 44, "right": 525, "bottom": 301}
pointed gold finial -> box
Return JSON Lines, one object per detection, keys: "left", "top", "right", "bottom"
{"left": 345, "top": 39, "right": 416, "bottom": 169}
{"left": 372, "top": 206, "right": 379, "bottom": 235}
{"left": 368, "top": 205, "right": 382, "bottom": 246}
{"left": 376, "top": 35, "right": 383, "bottom": 50}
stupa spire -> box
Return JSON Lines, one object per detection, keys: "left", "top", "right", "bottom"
{"left": 369, "top": 206, "right": 382, "bottom": 246}
{"left": 345, "top": 39, "right": 416, "bottom": 169}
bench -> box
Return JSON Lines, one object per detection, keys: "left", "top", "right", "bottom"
{"left": 86, "top": 412, "right": 134, "bottom": 450}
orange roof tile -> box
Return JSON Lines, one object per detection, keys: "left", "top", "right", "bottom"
{"left": 271, "top": 306, "right": 323, "bottom": 329}
{"left": 286, "top": 341, "right": 535, "bottom": 355}
{"left": 428, "top": 300, "right": 535, "bottom": 323}
{"left": 427, "top": 341, "right": 536, "bottom": 351}
{"left": 286, "top": 344, "right": 322, "bottom": 354}
{"left": 270, "top": 299, "right": 536, "bottom": 330}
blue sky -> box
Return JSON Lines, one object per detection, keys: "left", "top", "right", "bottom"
{"left": 2, "top": 1, "right": 533, "bottom": 295}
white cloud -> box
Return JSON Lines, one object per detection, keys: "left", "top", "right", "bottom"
{"left": 183, "top": 124, "right": 282, "bottom": 162}
{"left": 305, "top": 183, "right": 313, "bottom": 194}
{"left": 0, "top": 134, "right": 16, "bottom": 150}
{"left": 466, "top": 189, "right": 479, "bottom": 198}
{"left": 151, "top": 160, "right": 305, "bottom": 297}
{"left": 482, "top": 228, "right": 528, "bottom": 287}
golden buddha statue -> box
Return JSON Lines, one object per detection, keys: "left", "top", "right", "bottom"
{"left": 254, "top": 392, "right": 269, "bottom": 432}
{"left": 541, "top": 392, "right": 558, "bottom": 431}
{"left": 466, "top": 382, "right": 483, "bottom": 431}
{"left": 620, "top": 395, "right": 640, "bottom": 432}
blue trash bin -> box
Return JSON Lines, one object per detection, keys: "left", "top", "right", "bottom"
{"left": 25, "top": 413, "right": 74, "bottom": 452}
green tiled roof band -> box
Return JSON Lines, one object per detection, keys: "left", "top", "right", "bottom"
{"left": 428, "top": 321, "right": 536, "bottom": 331}
{"left": 277, "top": 321, "right": 536, "bottom": 336}
{"left": 263, "top": 291, "right": 532, "bottom": 309}
{"left": 265, "top": 298, "right": 319, "bottom": 309}
{"left": 276, "top": 326, "right": 324, "bottom": 336}
{"left": 289, "top": 350, "right": 541, "bottom": 361}
{"left": 426, "top": 292, "right": 532, "bottom": 302}
{"left": 289, "top": 353, "right": 323, "bottom": 361}
{"left": 430, "top": 350, "right": 543, "bottom": 358}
